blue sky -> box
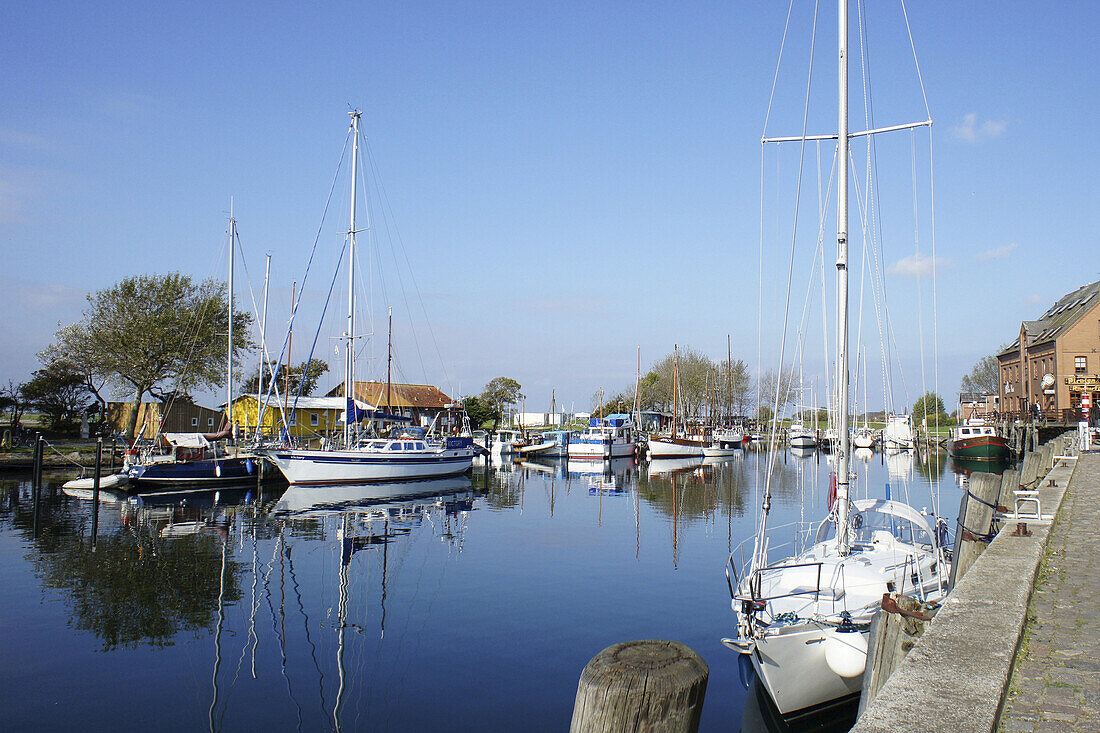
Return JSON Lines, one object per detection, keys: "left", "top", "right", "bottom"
{"left": 2, "top": 1, "right": 1097, "bottom": 414}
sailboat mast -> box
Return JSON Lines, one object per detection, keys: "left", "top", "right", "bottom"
{"left": 672, "top": 344, "right": 679, "bottom": 438}
{"left": 727, "top": 334, "right": 733, "bottom": 423}
{"left": 259, "top": 253, "right": 270, "bottom": 404}
{"left": 836, "top": 0, "right": 852, "bottom": 554}
{"left": 227, "top": 202, "right": 235, "bottom": 435}
{"left": 386, "top": 306, "right": 392, "bottom": 411}
{"left": 345, "top": 110, "right": 361, "bottom": 447}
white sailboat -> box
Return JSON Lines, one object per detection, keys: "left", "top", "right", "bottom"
{"left": 723, "top": 1, "right": 949, "bottom": 716}
{"left": 260, "top": 111, "right": 474, "bottom": 486}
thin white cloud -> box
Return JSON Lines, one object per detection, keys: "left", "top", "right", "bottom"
{"left": 953, "top": 113, "right": 1007, "bottom": 142}
{"left": 1026, "top": 294, "right": 1044, "bottom": 305}
{"left": 975, "top": 242, "right": 1018, "bottom": 262}
{"left": 887, "top": 252, "right": 948, "bottom": 277}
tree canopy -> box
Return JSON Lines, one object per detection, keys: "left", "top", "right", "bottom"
{"left": 960, "top": 354, "right": 1000, "bottom": 395}
{"left": 912, "top": 392, "right": 947, "bottom": 421}
{"left": 21, "top": 358, "right": 91, "bottom": 432}
{"left": 243, "top": 358, "right": 329, "bottom": 398}
{"left": 481, "top": 377, "right": 523, "bottom": 427}
{"left": 52, "top": 273, "right": 254, "bottom": 438}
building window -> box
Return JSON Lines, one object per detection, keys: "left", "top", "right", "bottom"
{"left": 310, "top": 413, "right": 319, "bottom": 427}
{"left": 208, "top": 418, "right": 215, "bottom": 427}
{"left": 289, "top": 415, "right": 296, "bottom": 426}
{"left": 1076, "top": 356, "right": 1088, "bottom": 375}
{"left": 191, "top": 417, "right": 199, "bottom": 427}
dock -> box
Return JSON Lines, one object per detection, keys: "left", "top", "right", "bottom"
{"left": 852, "top": 443, "right": 1099, "bottom": 732}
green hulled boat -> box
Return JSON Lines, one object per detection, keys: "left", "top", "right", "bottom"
{"left": 948, "top": 420, "right": 1010, "bottom": 460}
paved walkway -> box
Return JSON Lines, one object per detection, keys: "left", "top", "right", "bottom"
{"left": 999, "top": 452, "right": 1100, "bottom": 732}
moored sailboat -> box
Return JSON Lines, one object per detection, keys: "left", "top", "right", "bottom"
{"left": 722, "top": 0, "right": 949, "bottom": 716}
{"left": 258, "top": 111, "right": 473, "bottom": 485}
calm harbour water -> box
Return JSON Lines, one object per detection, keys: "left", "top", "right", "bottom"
{"left": 0, "top": 448, "right": 967, "bottom": 732}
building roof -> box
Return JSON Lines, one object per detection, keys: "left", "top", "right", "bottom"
{"left": 998, "top": 280, "right": 1100, "bottom": 357}
{"left": 327, "top": 381, "right": 454, "bottom": 410}
{"left": 230, "top": 394, "right": 376, "bottom": 411}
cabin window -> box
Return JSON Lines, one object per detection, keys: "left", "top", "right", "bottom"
{"left": 288, "top": 415, "right": 296, "bottom": 425}
{"left": 404, "top": 442, "right": 416, "bottom": 450}
{"left": 389, "top": 443, "right": 402, "bottom": 451}
{"left": 413, "top": 442, "right": 426, "bottom": 450}
{"left": 1076, "top": 356, "right": 1088, "bottom": 375}
{"left": 310, "top": 413, "right": 319, "bottom": 427}
{"left": 191, "top": 417, "right": 199, "bottom": 427}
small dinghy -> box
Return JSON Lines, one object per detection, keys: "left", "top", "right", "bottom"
{"left": 62, "top": 473, "right": 130, "bottom": 491}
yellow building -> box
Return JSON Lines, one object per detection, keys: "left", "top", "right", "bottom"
{"left": 229, "top": 394, "right": 376, "bottom": 441}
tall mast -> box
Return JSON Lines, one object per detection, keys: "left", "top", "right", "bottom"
{"left": 345, "top": 110, "right": 361, "bottom": 447}
{"left": 672, "top": 344, "right": 679, "bottom": 438}
{"left": 727, "top": 334, "right": 733, "bottom": 423}
{"left": 385, "top": 306, "right": 393, "bottom": 411}
{"left": 227, "top": 201, "right": 235, "bottom": 435}
{"left": 836, "top": 0, "right": 852, "bottom": 555}
{"left": 259, "top": 253, "right": 270, "bottom": 404}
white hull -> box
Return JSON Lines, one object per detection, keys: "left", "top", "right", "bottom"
{"left": 261, "top": 447, "right": 473, "bottom": 485}
{"left": 748, "top": 625, "right": 863, "bottom": 715}
{"left": 852, "top": 434, "right": 875, "bottom": 449}
{"left": 702, "top": 446, "right": 739, "bottom": 457}
{"left": 788, "top": 434, "right": 817, "bottom": 448}
{"left": 568, "top": 441, "right": 635, "bottom": 459}
{"left": 62, "top": 473, "right": 130, "bottom": 491}
{"left": 647, "top": 437, "right": 705, "bottom": 458}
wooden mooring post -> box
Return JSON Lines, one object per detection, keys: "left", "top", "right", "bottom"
{"left": 857, "top": 593, "right": 937, "bottom": 717}
{"left": 31, "top": 433, "right": 43, "bottom": 538}
{"left": 90, "top": 438, "right": 102, "bottom": 549}
{"left": 949, "top": 472, "right": 1000, "bottom": 591}
{"left": 570, "top": 640, "right": 708, "bottom": 732}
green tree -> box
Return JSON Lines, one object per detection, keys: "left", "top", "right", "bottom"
{"left": 0, "top": 380, "right": 27, "bottom": 433}
{"left": 21, "top": 358, "right": 91, "bottom": 432}
{"left": 480, "top": 377, "right": 523, "bottom": 428}
{"left": 912, "top": 392, "right": 946, "bottom": 421}
{"left": 960, "top": 354, "right": 1000, "bottom": 395}
{"left": 52, "top": 273, "right": 254, "bottom": 439}
{"left": 243, "top": 358, "right": 329, "bottom": 397}
{"left": 461, "top": 395, "right": 495, "bottom": 429}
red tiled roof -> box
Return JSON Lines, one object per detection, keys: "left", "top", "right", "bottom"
{"left": 326, "top": 381, "right": 453, "bottom": 409}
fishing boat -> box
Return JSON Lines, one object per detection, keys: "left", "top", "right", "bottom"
{"left": 568, "top": 414, "right": 637, "bottom": 459}
{"left": 491, "top": 429, "right": 527, "bottom": 456}
{"left": 258, "top": 111, "right": 473, "bottom": 485}
{"left": 723, "top": 0, "right": 949, "bottom": 716}
{"left": 948, "top": 419, "right": 1010, "bottom": 461}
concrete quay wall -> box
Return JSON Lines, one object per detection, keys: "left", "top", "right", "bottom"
{"left": 851, "top": 445, "right": 1083, "bottom": 732}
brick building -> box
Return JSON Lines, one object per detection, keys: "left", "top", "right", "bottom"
{"left": 997, "top": 280, "right": 1100, "bottom": 415}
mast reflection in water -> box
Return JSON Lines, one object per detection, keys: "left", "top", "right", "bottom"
{"left": 0, "top": 449, "right": 957, "bottom": 731}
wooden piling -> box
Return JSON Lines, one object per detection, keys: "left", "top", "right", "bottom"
{"left": 90, "top": 438, "right": 102, "bottom": 549}
{"left": 570, "top": 640, "right": 708, "bottom": 733}
{"left": 1019, "top": 451, "right": 1041, "bottom": 489}
{"left": 31, "top": 434, "right": 43, "bottom": 537}
{"left": 995, "top": 468, "right": 1020, "bottom": 524}
{"left": 858, "top": 593, "right": 937, "bottom": 717}
{"left": 949, "top": 472, "right": 1000, "bottom": 590}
